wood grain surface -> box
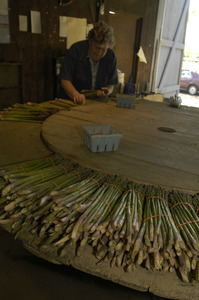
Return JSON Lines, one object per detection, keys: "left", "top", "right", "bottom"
{"left": 42, "top": 99, "right": 199, "bottom": 193}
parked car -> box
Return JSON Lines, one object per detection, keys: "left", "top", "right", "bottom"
{"left": 180, "top": 69, "right": 199, "bottom": 95}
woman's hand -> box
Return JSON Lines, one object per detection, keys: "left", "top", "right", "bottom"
{"left": 97, "top": 87, "right": 108, "bottom": 98}
{"left": 73, "top": 93, "right": 86, "bottom": 104}
{"left": 61, "top": 80, "right": 86, "bottom": 105}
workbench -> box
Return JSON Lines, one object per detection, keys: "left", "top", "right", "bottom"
{"left": 42, "top": 98, "right": 199, "bottom": 193}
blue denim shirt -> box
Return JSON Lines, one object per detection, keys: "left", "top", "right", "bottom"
{"left": 58, "top": 40, "right": 118, "bottom": 99}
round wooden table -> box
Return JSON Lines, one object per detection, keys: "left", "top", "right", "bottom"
{"left": 42, "top": 99, "right": 199, "bottom": 193}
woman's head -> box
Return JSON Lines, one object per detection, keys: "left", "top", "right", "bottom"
{"left": 88, "top": 21, "right": 115, "bottom": 63}
{"left": 88, "top": 21, "right": 115, "bottom": 47}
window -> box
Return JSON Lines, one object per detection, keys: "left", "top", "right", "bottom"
{"left": 181, "top": 70, "right": 192, "bottom": 78}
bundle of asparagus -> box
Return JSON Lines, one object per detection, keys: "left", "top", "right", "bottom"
{"left": 0, "top": 102, "right": 59, "bottom": 122}
{"left": 2, "top": 165, "right": 73, "bottom": 197}
{"left": 81, "top": 90, "right": 98, "bottom": 99}
{"left": 11, "top": 169, "right": 94, "bottom": 240}
{"left": 0, "top": 154, "right": 63, "bottom": 216}
{"left": 50, "top": 99, "right": 77, "bottom": 109}
{"left": 0, "top": 154, "right": 65, "bottom": 175}
{"left": 94, "top": 183, "right": 144, "bottom": 271}
{"left": 0, "top": 156, "right": 88, "bottom": 235}
{"left": 34, "top": 172, "right": 106, "bottom": 252}
{"left": 169, "top": 192, "right": 199, "bottom": 282}
{"left": 54, "top": 177, "right": 127, "bottom": 257}
{"left": 127, "top": 187, "right": 186, "bottom": 274}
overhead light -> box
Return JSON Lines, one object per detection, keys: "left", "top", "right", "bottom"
{"left": 59, "top": 0, "right": 73, "bottom": 5}
{"left": 109, "top": 11, "right": 116, "bottom": 14}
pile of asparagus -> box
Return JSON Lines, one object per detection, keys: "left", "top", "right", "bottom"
{"left": 0, "top": 155, "right": 199, "bottom": 283}
{"left": 0, "top": 100, "right": 76, "bottom": 122}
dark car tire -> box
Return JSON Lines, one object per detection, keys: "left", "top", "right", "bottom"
{"left": 188, "top": 84, "right": 198, "bottom": 95}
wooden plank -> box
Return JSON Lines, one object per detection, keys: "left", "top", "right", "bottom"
{"left": 0, "top": 122, "right": 50, "bottom": 167}
{"left": 161, "top": 38, "right": 184, "bottom": 50}
{"left": 158, "top": 85, "right": 180, "bottom": 93}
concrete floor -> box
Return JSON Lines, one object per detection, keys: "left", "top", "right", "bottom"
{"left": 0, "top": 106, "right": 183, "bottom": 300}
{"left": 179, "top": 92, "right": 199, "bottom": 108}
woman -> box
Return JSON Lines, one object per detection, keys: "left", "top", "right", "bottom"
{"left": 58, "top": 21, "right": 118, "bottom": 104}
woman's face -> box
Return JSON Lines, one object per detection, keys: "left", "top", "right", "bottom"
{"left": 89, "top": 41, "right": 109, "bottom": 63}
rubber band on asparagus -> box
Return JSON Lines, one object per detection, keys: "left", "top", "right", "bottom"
{"left": 177, "top": 220, "right": 199, "bottom": 228}
{"left": 87, "top": 177, "right": 100, "bottom": 188}
{"left": 170, "top": 202, "right": 194, "bottom": 210}
{"left": 71, "top": 170, "right": 81, "bottom": 180}
{"left": 143, "top": 214, "right": 175, "bottom": 223}
{"left": 123, "top": 189, "right": 144, "bottom": 201}
{"left": 65, "top": 186, "right": 85, "bottom": 203}
{"left": 88, "top": 197, "right": 112, "bottom": 213}
{"left": 103, "top": 182, "right": 122, "bottom": 195}
{"left": 17, "top": 165, "right": 26, "bottom": 173}
{"left": 112, "top": 205, "right": 142, "bottom": 220}
{"left": 146, "top": 196, "right": 168, "bottom": 206}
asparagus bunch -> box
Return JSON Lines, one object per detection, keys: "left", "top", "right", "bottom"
{"left": 50, "top": 99, "right": 77, "bottom": 109}
{"left": 53, "top": 177, "right": 126, "bottom": 257}
{"left": 0, "top": 170, "right": 90, "bottom": 240}
{"left": 81, "top": 90, "right": 98, "bottom": 99}
{"left": 0, "top": 102, "right": 58, "bottom": 122}
{"left": 33, "top": 172, "right": 106, "bottom": 251}
{"left": 1, "top": 160, "right": 78, "bottom": 197}
{"left": 0, "top": 155, "right": 88, "bottom": 232}
{"left": 0, "top": 154, "right": 65, "bottom": 175}
{"left": 128, "top": 187, "right": 186, "bottom": 274}
{"left": 0, "top": 154, "right": 66, "bottom": 218}
{"left": 94, "top": 184, "right": 144, "bottom": 271}
{"left": 169, "top": 192, "right": 199, "bottom": 282}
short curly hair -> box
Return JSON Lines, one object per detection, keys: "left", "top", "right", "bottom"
{"left": 88, "top": 21, "right": 115, "bottom": 47}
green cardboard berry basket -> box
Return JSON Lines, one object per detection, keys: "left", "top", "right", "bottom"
{"left": 82, "top": 125, "right": 123, "bottom": 153}
{"left": 116, "top": 93, "right": 135, "bottom": 109}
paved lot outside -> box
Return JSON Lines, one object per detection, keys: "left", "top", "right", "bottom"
{"left": 179, "top": 91, "right": 199, "bottom": 108}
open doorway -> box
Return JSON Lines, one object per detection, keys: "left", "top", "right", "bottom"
{"left": 180, "top": 0, "right": 199, "bottom": 107}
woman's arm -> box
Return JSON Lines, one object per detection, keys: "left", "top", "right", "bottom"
{"left": 61, "top": 79, "right": 86, "bottom": 104}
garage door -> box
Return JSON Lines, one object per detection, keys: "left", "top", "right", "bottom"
{"left": 151, "top": 0, "right": 190, "bottom": 98}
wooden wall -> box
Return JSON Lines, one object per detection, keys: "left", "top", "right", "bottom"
{"left": 102, "top": 0, "right": 159, "bottom": 90}
{"left": 136, "top": 0, "right": 160, "bottom": 91}
{"left": 103, "top": 12, "right": 140, "bottom": 83}
{"left": 0, "top": 0, "right": 159, "bottom": 104}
